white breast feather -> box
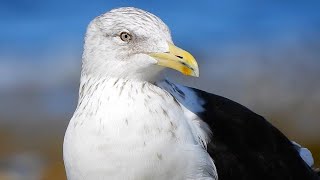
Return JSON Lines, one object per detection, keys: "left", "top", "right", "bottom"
{"left": 63, "top": 77, "right": 217, "bottom": 180}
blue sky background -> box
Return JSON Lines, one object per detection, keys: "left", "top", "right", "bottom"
{"left": 1, "top": 0, "right": 319, "bottom": 58}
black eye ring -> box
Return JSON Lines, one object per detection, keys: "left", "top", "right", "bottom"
{"left": 120, "top": 32, "right": 132, "bottom": 42}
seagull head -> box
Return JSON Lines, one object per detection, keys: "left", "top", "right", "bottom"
{"left": 82, "top": 7, "right": 199, "bottom": 81}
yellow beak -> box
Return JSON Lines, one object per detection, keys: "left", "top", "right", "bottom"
{"left": 149, "top": 43, "right": 199, "bottom": 77}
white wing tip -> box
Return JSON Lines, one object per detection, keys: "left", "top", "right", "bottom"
{"left": 291, "top": 141, "right": 314, "bottom": 167}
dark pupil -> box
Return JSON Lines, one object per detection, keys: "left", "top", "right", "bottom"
{"left": 124, "top": 34, "right": 128, "bottom": 39}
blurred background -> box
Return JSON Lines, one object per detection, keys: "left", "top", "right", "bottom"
{"left": 0, "top": 0, "right": 319, "bottom": 179}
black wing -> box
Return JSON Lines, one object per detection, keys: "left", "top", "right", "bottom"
{"left": 157, "top": 80, "right": 319, "bottom": 180}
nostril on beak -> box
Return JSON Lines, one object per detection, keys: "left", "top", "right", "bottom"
{"left": 175, "top": 55, "right": 183, "bottom": 59}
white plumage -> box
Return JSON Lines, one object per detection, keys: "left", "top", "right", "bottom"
{"left": 63, "top": 7, "right": 217, "bottom": 180}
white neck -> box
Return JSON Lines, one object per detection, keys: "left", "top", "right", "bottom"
{"left": 65, "top": 73, "right": 217, "bottom": 180}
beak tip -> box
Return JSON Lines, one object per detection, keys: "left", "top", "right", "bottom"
{"left": 193, "top": 70, "right": 200, "bottom": 77}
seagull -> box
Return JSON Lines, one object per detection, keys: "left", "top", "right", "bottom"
{"left": 63, "top": 7, "right": 319, "bottom": 180}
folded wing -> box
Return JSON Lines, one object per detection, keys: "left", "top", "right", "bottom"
{"left": 156, "top": 80, "right": 319, "bottom": 180}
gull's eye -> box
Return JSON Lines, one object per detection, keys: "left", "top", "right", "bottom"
{"left": 120, "top": 32, "right": 132, "bottom": 42}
